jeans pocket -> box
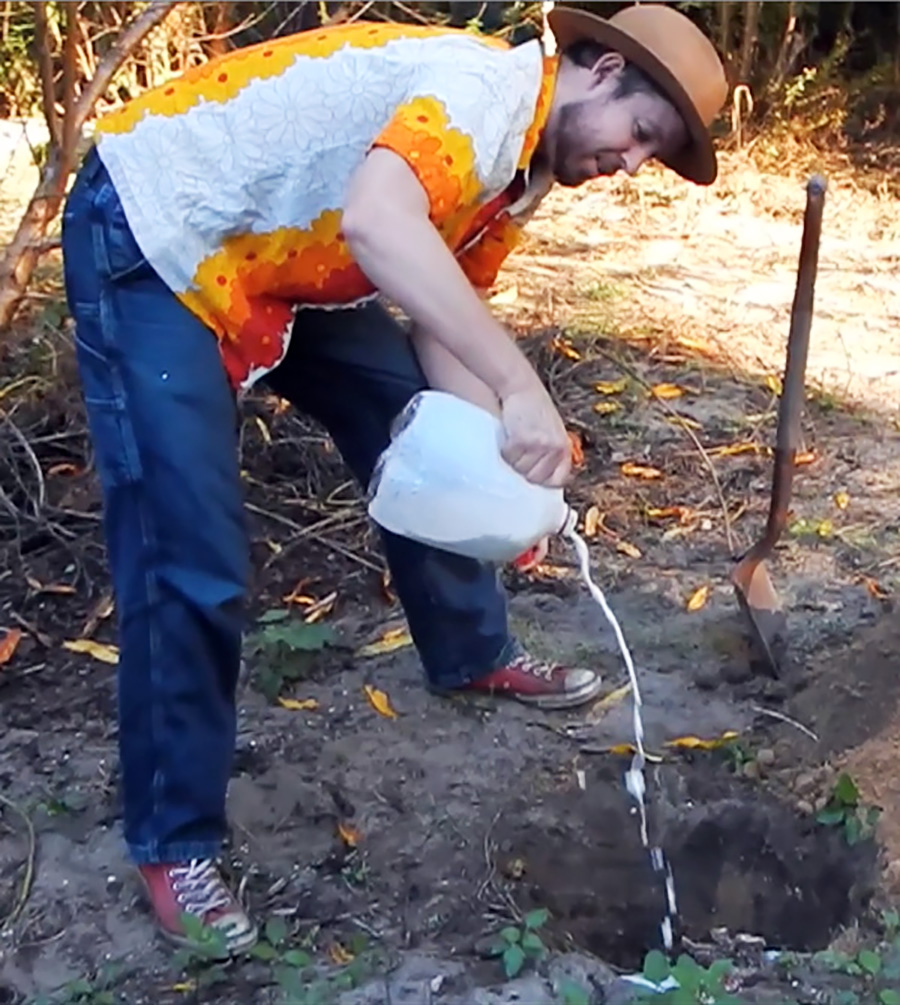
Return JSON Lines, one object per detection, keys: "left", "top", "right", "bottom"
{"left": 94, "top": 179, "right": 153, "bottom": 284}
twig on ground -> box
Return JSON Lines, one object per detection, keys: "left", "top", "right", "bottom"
{"left": 261, "top": 509, "right": 364, "bottom": 570}
{"left": 2, "top": 411, "right": 47, "bottom": 514}
{"left": 751, "top": 704, "right": 819, "bottom": 743}
{"left": 0, "top": 793, "right": 36, "bottom": 931}
{"left": 592, "top": 346, "right": 738, "bottom": 556}
{"left": 246, "top": 501, "right": 383, "bottom": 573}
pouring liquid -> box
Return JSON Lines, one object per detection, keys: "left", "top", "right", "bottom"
{"left": 563, "top": 512, "right": 678, "bottom": 952}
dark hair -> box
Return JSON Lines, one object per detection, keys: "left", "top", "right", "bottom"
{"left": 563, "top": 39, "right": 665, "bottom": 101}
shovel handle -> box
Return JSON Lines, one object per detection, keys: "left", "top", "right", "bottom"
{"left": 765, "top": 175, "right": 827, "bottom": 541}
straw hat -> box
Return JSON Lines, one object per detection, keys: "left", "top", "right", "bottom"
{"left": 547, "top": 3, "right": 728, "bottom": 184}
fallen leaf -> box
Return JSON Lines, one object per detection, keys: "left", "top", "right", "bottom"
{"left": 593, "top": 401, "right": 622, "bottom": 415}
{"left": 834, "top": 490, "right": 850, "bottom": 511}
{"left": 278, "top": 697, "right": 319, "bottom": 711}
{"left": 338, "top": 821, "right": 361, "bottom": 847}
{"left": 709, "top": 442, "right": 762, "bottom": 458}
{"left": 646, "top": 505, "right": 692, "bottom": 522}
{"left": 587, "top": 682, "right": 632, "bottom": 721}
{"left": 329, "top": 943, "right": 355, "bottom": 965}
{"left": 364, "top": 683, "right": 398, "bottom": 719}
{"left": 601, "top": 743, "right": 664, "bottom": 763}
{"left": 63, "top": 638, "right": 119, "bottom": 664}
{"left": 47, "top": 462, "right": 80, "bottom": 476}
{"left": 489, "top": 284, "right": 519, "bottom": 306}
{"left": 81, "top": 591, "right": 115, "bottom": 638}
{"left": 621, "top": 462, "right": 663, "bottom": 480}
{"left": 266, "top": 394, "right": 291, "bottom": 415}
{"left": 816, "top": 518, "right": 834, "bottom": 538}
{"left": 661, "top": 524, "right": 695, "bottom": 542}
{"left": 568, "top": 430, "right": 585, "bottom": 468}
{"left": 795, "top": 450, "right": 817, "bottom": 467}
{"left": 862, "top": 577, "right": 890, "bottom": 600}
{"left": 765, "top": 374, "right": 783, "bottom": 395}
{"left": 595, "top": 378, "right": 628, "bottom": 395}
{"left": 533, "top": 563, "right": 570, "bottom": 578}
{"left": 304, "top": 591, "right": 337, "bottom": 624}
{"left": 686, "top": 585, "right": 709, "bottom": 612}
{"left": 381, "top": 569, "right": 397, "bottom": 605}
{"left": 664, "top": 730, "right": 739, "bottom": 751}
{"left": 616, "top": 540, "right": 642, "bottom": 559}
{"left": 665, "top": 415, "right": 703, "bottom": 431}
{"left": 254, "top": 415, "right": 272, "bottom": 446}
{"left": 674, "top": 333, "right": 712, "bottom": 354}
{"left": 171, "top": 981, "right": 196, "bottom": 993}
{"left": 0, "top": 628, "right": 23, "bottom": 666}
{"left": 357, "top": 627, "right": 412, "bottom": 658}
{"left": 283, "top": 577, "right": 314, "bottom": 605}
{"left": 583, "top": 506, "right": 602, "bottom": 538}
{"left": 650, "top": 382, "right": 684, "bottom": 400}
{"left": 552, "top": 336, "right": 582, "bottom": 361}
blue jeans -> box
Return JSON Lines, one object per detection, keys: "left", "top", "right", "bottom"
{"left": 62, "top": 149, "right": 514, "bottom": 865}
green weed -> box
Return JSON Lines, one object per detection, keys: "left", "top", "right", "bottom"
{"left": 489, "top": 908, "right": 550, "bottom": 979}
{"left": 634, "top": 950, "right": 741, "bottom": 1004}
{"left": 245, "top": 608, "right": 335, "bottom": 701}
{"left": 816, "top": 773, "right": 881, "bottom": 845}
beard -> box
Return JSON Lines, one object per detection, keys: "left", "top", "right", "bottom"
{"left": 552, "top": 103, "right": 623, "bottom": 186}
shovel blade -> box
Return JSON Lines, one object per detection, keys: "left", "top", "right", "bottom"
{"left": 732, "top": 560, "right": 788, "bottom": 676}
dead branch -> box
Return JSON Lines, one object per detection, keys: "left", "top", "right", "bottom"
{"left": 0, "top": 1, "right": 179, "bottom": 333}
{"left": 70, "top": 1, "right": 179, "bottom": 138}
{"left": 32, "top": 2, "right": 61, "bottom": 146}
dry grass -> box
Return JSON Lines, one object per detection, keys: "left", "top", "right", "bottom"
{"left": 491, "top": 146, "right": 900, "bottom": 417}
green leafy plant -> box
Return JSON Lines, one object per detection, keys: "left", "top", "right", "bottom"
{"left": 816, "top": 773, "right": 881, "bottom": 845}
{"left": 490, "top": 908, "right": 549, "bottom": 979}
{"left": 32, "top": 964, "right": 122, "bottom": 1004}
{"left": 635, "top": 950, "right": 741, "bottom": 1005}
{"left": 814, "top": 939, "right": 900, "bottom": 1004}
{"left": 558, "top": 978, "right": 591, "bottom": 1005}
{"left": 246, "top": 609, "right": 335, "bottom": 701}
{"left": 720, "top": 737, "right": 754, "bottom": 774}
{"left": 271, "top": 932, "right": 373, "bottom": 1005}
{"left": 171, "top": 913, "right": 230, "bottom": 990}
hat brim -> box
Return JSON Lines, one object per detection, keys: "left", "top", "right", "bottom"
{"left": 547, "top": 7, "right": 718, "bottom": 185}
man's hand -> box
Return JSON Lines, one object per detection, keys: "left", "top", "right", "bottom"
{"left": 500, "top": 384, "right": 572, "bottom": 487}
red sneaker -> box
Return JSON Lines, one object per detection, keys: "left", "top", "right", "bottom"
{"left": 138, "top": 859, "right": 257, "bottom": 955}
{"left": 465, "top": 650, "right": 603, "bottom": 710}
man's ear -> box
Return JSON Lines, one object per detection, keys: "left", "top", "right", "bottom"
{"left": 589, "top": 50, "right": 625, "bottom": 90}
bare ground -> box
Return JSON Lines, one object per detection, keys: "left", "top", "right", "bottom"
{"left": 1, "top": 123, "right": 900, "bottom": 1004}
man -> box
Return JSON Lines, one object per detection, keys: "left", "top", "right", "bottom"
{"left": 62, "top": 3, "right": 726, "bottom": 953}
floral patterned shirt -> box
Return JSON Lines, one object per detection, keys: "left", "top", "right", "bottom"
{"left": 94, "top": 22, "right": 557, "bottom": 391}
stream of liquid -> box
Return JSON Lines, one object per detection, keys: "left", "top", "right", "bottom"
{"left": 563, "top": 512, "right": 678, "bottom": 952}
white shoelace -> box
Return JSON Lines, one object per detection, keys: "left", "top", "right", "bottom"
{"left": 512, "top": 653, "right": 555, "bottom": 681}
{"left": 170, "top": 858, "right": 232, "bottom": 916}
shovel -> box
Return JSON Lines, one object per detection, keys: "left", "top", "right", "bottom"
{"left": 731, "top": 174, "right": 827, "bottom": 676}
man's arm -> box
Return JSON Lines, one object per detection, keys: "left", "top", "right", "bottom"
{"left": 411, "top": 323, "right": 500, "bottom": 417}
{"left": 342, "top": 148, "right": 570, "bottom": 487}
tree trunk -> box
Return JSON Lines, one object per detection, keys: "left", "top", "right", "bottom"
{"left": 0, "top": 1, "right": 179, "bottom": 333}
{"left": 737, "top": 0, "right": 762, "bottom": 85}
{"left": 769, "top": 0, "right": 798, "bottom": 96}
{"left": 206, "top": 1, "right": 232, "bottom": 57}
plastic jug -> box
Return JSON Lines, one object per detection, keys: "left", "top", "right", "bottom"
{"left": 366, "top": 390, "right": 571, "bottom": 563}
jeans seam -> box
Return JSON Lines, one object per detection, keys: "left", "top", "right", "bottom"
{"left": 95, "top": 210, "right": 168, "bottom": 860}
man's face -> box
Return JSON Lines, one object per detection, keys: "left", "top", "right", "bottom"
{"left": 549, "top": 59, "right": 688, "bottom": 188}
